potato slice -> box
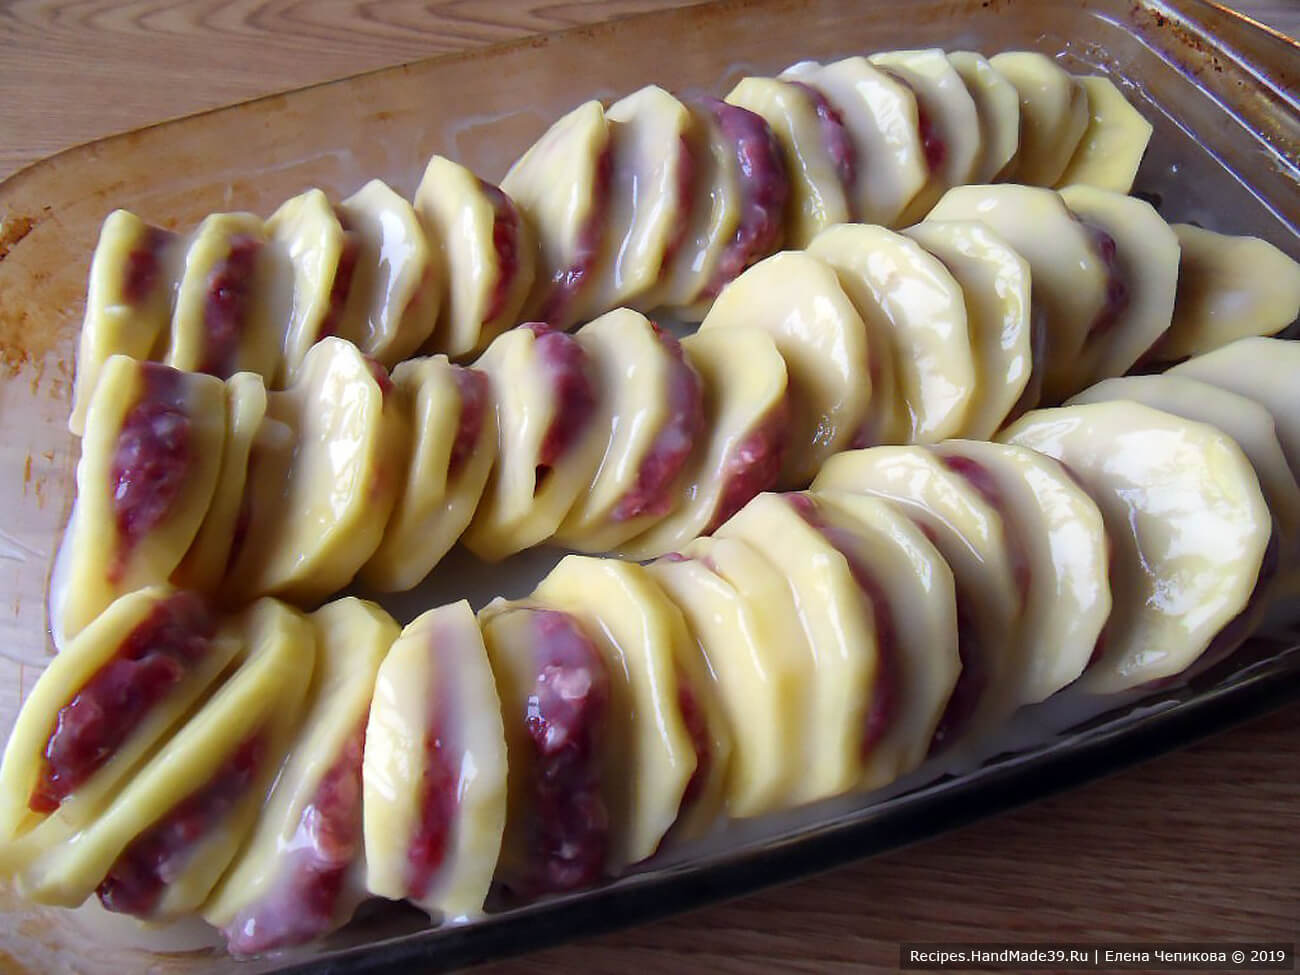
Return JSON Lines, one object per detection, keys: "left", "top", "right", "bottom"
{"left": 812, "top": 446, "right": 1024, "bottom": 749}
{"left": 680, "top": 534, "right": 819, "bottom": 808}
{"left": 573, "top": 86, "right": 694, "bottom": 320}
{"left": 479, "top": 601, "right": 618, "bottom": 896}
{"left": 166, "top": 212, "right": 283, "bottom": 381}
{"left": 363, "top": 600, "right": 506, "bottom": 920}
{"left": 1148, "top": 224, "right": 1300, "bottom": 363}
{"left": 946, "top": 51, "right": 1020, "bottom": 182}
{"left": 335, "top": 179, "right": 442, "bottom": 366}
{"left": 677, "top": 97, "right": 789, "bottom": 313}
{"left": 533, "top": 556, "right": 727, "bottom": 863}
{"left": 555, "top": 310, "right": 702, "bottom": 551}
{"left": 223, "top": 337, "right": 405, "bottom": 605}
{"left": 1001, "top": 401, "right": 1271, "bottom": 693}
{"left": 638, "top": 99, "right": 744, "bottom": 314}
{"left": 414, "top": 156, "right": 535, "bottom": 358}
{"left": 870, "top": 49, "right": 982, "bottom": 223}
{"left": 781, "top": 57, "right": 927, "bottom": 227}
{"left": 360, "top": 357, "right": 495, "bottom": 592}
{"left": 928, "top": 441, "right": 1111, "bottom": 705}
{"left": 926, "top": 184, "right": 1109, "bottom": 403}
{"left": 989, "top": 51, "right": 1089, "bottom": 187}
{"left": 1069, "top": 374, "right": 1300, "bottom": 587}
{"left": 646, "top": 552, "right": 790, "bottom": 818}
{"left": 206, "top": 597, "right": 396, "bottom": 954}
{"left": 0, "top": 589, "right": 239, "bottom": 865}
{"left": 70, "top": 211, "right": 184, "bottom": 436}
{"left": 463, "top": 325, "right": 601, "bottom": 561}
{"left": 1059, "top": 184, "right": 1180, "bottom": 384}
{"left": 716, "top": 493, "right": 888, "bottom": 801}
{"left": 16, "top": 598, "right": 315, "bottom": 917}
{"left": 1055, "top": 75, "right": 1152, "bottom": 193}
{"left": 170, "top": 372, "right": 267, "bottom": 594}
{"left": 798, "top": 491, "right": 960, "bottom": 787}
{"left": 502, "top": 100, "right": 612, "bottom": 328}
{"left": 52, "top": 358, "right": 225, "bottom": 642}
{"left": 726, "top": 77, "right": 851, "bottom": 247}
{"left": 1170, "top": 337, "right": 1300, "bottom": 478}
{"left": 265, "top": 189, "right": 357, "bottom": 385}
{"left": 808, "top": 224, "right": 975, "bottom": 444}
{"left": 619, "top": 327, "right": 789, "bottom": 559}
{"left": 903, "top": 220, "right": 1032, "bottom": 439}
{"left": 699, "top": 251, "right": 873, "bottom": 485}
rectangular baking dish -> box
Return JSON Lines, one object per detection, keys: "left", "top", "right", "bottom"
{"left": 0, "top": 0, "right": 1296, "bottom": 971}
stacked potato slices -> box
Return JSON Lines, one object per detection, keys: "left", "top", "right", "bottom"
{"left": 14, "top": 40, "right": 1300, "bottom": 961}
{"left": 5, "top": 337, "right": 1295, "bottom": 955}
{"left": 69, "top": 48, "right": 1164, "bottom": 425}
{"left": 49, "top": 183, "right": 1300, "bottom": 641}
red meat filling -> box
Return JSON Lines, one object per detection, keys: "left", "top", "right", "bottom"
{"left": 29, "top": 592, "right": 215, "bottom": 814}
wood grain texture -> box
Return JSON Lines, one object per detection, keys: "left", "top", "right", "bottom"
{"left": 0, "top": 2, "right": 1296, "bottom": 974}
{"left": 0, "top": 0, "right": 1294, "bottom": 181}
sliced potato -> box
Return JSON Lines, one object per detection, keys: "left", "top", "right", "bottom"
{"left": 926, "top": 184, "right": 1109, "bottom": 403}
{"left": 808, "top": 223, "right": 975, "bottom": 444}
{"left": 903, "top": 220, "right": 1032, "bottom": 439}
{"left": 646, "top": 553, "right": 784, "bottom": 818}
{"left": 1059, "top": 184, "right": 1180, "bottom": 384}
{"left": 1170, "top": 337, "right": 1300, "bottom": 478}
{"left": 414, "top": 156, "right": 535, "bottom": 358}
{"left": 53, "top": 358, "right": 225, "bottom": 642}
{"left": 0, "top": 589, "right": 238, "bottom": 864}
{"left": 1001, "top": 401, "right": 1271, "bottom": 693}
{"left": 360, "top": 357, "right": 495, "bottom": 591}
{"left": 335, "top": 179, "right": 442, "bottom": 366}
{"left": 781, "top": 57, "right": 927, "bottom": 227}
{"left": 574, "top": 86, "right": 694, "bottom": 320}
{"left": 265, "top": 189, "right": 354, "bottom": 384}
{"left": 947, "top": 51, "right": 1020, "bottom": 182}
{"left": 207, "top": 597, "right": 396, "bottom": 953}
{"left": 870, "top": 48, "right": 982, "bottom": 223}
{"left": 812, "top": 446, "right": 1024, "bottom": 749}
{"left": 928, "top": 440, "right": 1111, "bottom": 704}
{"left": 1069, "top": 374, "right": 1300, "bottom": 582}
{"left": 725, "top": 77, "right": 851, "bottom": 247}
{"left": 70, "top": 211, "right": 183, "bottom": 436}
{"left": 479, "top": 601, "right": 619, "bottom": 895}
{"left": 166, "top": 212, "right": 283, "bottom": 381}
{"left": 619, "top": 327, "right": 789, "bottom": 559}
{"left": 802, "top": 491, "right": 960, "bottom": 787}
{"left": 989, "top": 51, "right": 1089, "bottom": 187}
{"left": 533, "top": 556, "right": 726, "bottom": 862}
{"left": 1149, "top": 224, "right": 1300, "bottom": 363}
{"left": 222, "top": 338, "right": 405, "bottom": 605}
{"left": 677, "top": 535, "right": 819, "bottom": 811}
{"left": 463, "top": 325, "right": 602, "bottom": 561}
{"left": 1055, "top": 75, "right": 1152, "bottom": 193}
{"left": 638, "top": 99, "right": 743, "bottom": 314}
{"left": 556, "top": 310, "right": 701, "bottom": 552}
{"left": 502, "top": 100, "right": 612, "bottom": 327}
{"left": 363, "top": 600, "right": 506, "bottom": 920}
{"left": 16, "top": 599, "right": 315, "bottom": 917}
{"left": 171, "top": 372, "right": 267, "bottom": 593}
{"left": 715, "top": 493, "right": 888, "bottom": 801}
{"left": 699, "top": 251, "right": 873, "bottom": 485}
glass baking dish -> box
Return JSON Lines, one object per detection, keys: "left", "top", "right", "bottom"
{"left": 0, "top": 0, "right": 1296, "bottom": 970}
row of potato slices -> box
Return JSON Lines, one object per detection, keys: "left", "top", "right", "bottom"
{"left": 67, "top": 155, "right": 536, "bottom": 438}
{"left": 4, "top": 354, "right": 1289, "bottom": 953}
{"left": 508, "top": 49, "right": 1154, "bottom": 330}
{"left": 68, "top": 48, "right": 1149, "bottom": 435}
{"left": 51, "top": 179, "right": 1300, "bottom": 644}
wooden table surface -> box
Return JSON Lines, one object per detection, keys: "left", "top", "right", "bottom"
{"left": 1, "top": 2, "right": 1296, "bottom": 973}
